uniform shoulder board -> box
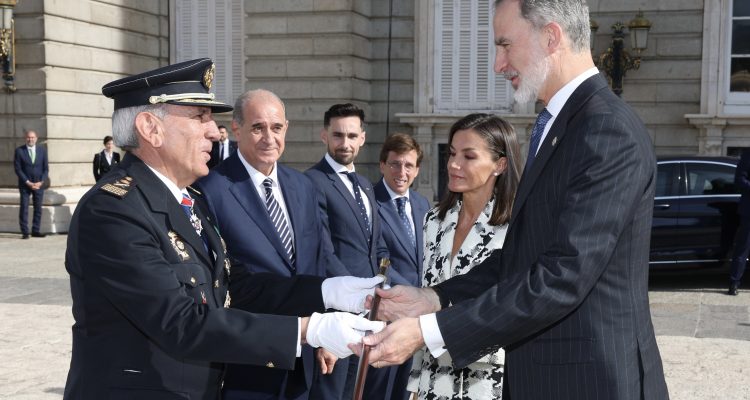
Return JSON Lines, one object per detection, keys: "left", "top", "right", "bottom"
{"left": 187, "top": 185, "right": 202, "bottom": 196}
{"left": 100, "top": 176, "right": 137, "bottom": 199}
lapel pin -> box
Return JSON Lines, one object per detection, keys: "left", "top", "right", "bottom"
{"left": 551, "top": 137, "right": 558, "bottom": 147}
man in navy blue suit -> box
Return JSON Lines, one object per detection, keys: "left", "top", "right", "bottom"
{"left": 305, "top": 103, "right": 389, "bottom": 400}
{"left": 373, "top": 133, "right": 430, "bottom": 399}
{"left": 359, "top": 1, "right": 669, "bottom": 399}
{"left": 14, "top": 129, "right": 48, "bottom": 239}
{"left": 729, "top": 149, "right": 750, "bottom": 295}
{"left": 197, "top": 89, "right": 349, "bottom": 400}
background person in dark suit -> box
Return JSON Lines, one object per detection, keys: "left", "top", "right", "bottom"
{"left": 64, "top": 58, "right": 384, "bottom": 400}
{"left": 729, "top": 149, "right": 750, "bottom": 295}
{"left": 92, "top": 135, "right": 121, "bottom": 181}
{"left": 14, "top": 129, "right": 48, "bottom": 239}
{"left": 197, "top": 89, "right": 348, "bottom": 400}
{"left": 358, "top": 1, "right": 669, "bottom": 399}
{"left": 373, "top": 133, "right": 429, "bottom": 400}
{"left": 207, "top": 124, "right": 237, "bottom": 169}
{"left": 305, "top": 103, "right": 389, "bottom": 400}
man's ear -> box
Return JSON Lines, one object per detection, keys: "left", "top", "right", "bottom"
{"left": 320, "top": 128, "right": 328, "bottom": 144}
{"left": 360, "top": 131, "right": 366, "bottom": 145}
{"left": 134, "top": 111, "right": 164, "bottom": 148}
{"left": 545, "top": 22, "right": 563, "bottom": 53}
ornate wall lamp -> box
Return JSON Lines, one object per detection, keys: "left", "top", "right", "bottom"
{"left": 0, "top": 0, "right": 16, "bottom": 93}
{"left": 590, "top": 11, "right": 652, "bottom": 96}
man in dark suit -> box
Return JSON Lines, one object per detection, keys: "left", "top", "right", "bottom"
{"left": 305, "top": 103, "right": 389, "bottom": 400}
{"left": 14, "top": 129, "right": 48, "bottom": 239}
{"left": 207, "top": 124, "right": 237, "bottom": 168}
{"left": 197, "top": 89, "right": 349, "bottom": 400}
{"left": 64, "top": 58, "right": 384, "bottom": 400}
{"left": 359, "top": 1, "right": 670, "bottom": 399}
{"left": 373, "top": 133, "right": 429, "bottom": 400}
{"left": 92, "top": 135, "right": 121, "bottom": 181}
{"left": 729, "top": 149, "right": 750, "bottom": 295}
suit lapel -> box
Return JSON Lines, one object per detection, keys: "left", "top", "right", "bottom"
{"left": 321, "top": 161, "right": 371, "bottom": 241}
{"left": 278, "top": 167, "right": 301, "bottom": 270}
{"left": 410, "top": 191, "right": 427, "bottom": 269}
{"left": 375, "top": 183, "right": 418, "bottom": 265}
{"left": 226, "top": 157, "right": 293, "bottom": 270}
{"left": 126, "top": 155, "right": 213, "bottom": 266}
{"left": 193, "top": 202, "right": 227, "bottom": 304}
{"left": 510, "top": 74, "right": 607, "bottom": 227}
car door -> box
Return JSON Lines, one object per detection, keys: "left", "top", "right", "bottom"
{"left": 676, "top": 161, "right": 740, "bottom": 266}
{"left": 650, "top": 161, "right": 682, "bottom": 268}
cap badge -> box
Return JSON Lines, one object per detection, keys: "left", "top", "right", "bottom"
{"left": 203, "top": 64, "right": 215, "bottom": 90}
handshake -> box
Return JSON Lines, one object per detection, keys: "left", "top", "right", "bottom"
{"left": 303, "top": 275, "right": 386, "bottom": 359}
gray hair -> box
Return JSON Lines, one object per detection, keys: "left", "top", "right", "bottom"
{"left": 232, "top": 89, "right": 286, "bottom": 126}
{"left": 496, "top": 0, "right": 590, "bottom": 53}
{"left": 111, "top": 104, "right": 168, "bottom": 150}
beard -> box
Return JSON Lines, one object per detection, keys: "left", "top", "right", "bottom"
{"left": 512, "top": 45, "right": 551, "bottom": 104}
{"left": 329, "top": 148, "right": 356, "bottom": 166}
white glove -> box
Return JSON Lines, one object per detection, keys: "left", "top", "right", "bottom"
{"left": 306, "top": 312, "right": 385, "bottom": 358}
{"left": 321, "top": 275, "right": 385, "bottom": 313}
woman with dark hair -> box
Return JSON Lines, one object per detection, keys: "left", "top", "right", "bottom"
{"left": 92, "top": 135, "right": 120, "bottom": 182}
{"left": 407, "top": 113, "right": 522, "bottom": 399}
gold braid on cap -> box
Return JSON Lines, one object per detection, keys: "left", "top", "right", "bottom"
{"left": 148, "top": 92, "right": 216, "bottom": 104}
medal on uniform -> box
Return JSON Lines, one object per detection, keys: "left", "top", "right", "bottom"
{"left": 189, "top": 213, "right": 203, "bottom": 236}
{"left": 168, "top": 231, "right": 190, "bottom": 261}
{"left": 224, "top": 291, "right": 231, "bottom": 308}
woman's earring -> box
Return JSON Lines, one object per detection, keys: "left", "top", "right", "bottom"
{"left": 493, "top": 172, "right": 500, "bottom": 176}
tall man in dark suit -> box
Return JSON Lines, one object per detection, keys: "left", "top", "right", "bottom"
{"left": 14, "top": 129, "right": 48, "bottom": 239}
{"left": 305, "top": 103, "right": 389, "bottom": 400}
{"left": 729, "top": 149, "right": 750, "bottom": 295}
{"left": 197, "top": 89, "right": 351, "bottom": 400}
{"left": 358, "top": 1, "right": 670, "bottom": 399}
{"left": 63, "top": 58, "right": 384, "bottom": 400}
{"left": 373, "top": 133, "right": 429, "bottom": 400}
{"left": 207, "top": 124, "right": 237, "bottom": 168}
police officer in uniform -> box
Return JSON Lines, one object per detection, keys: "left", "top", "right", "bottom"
{"left": 64, "top": 58, "right": 384, "bottom": 400}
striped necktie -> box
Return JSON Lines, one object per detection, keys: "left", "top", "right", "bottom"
{"left": 262, "top": 178, "right": 295, "bottom": 267}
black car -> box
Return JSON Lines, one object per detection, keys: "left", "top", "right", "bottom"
{"left": 650, "top": 156, "right": 741, "bottom": 271}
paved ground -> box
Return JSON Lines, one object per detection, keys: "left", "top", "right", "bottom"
{"left": 0, "top": 233, "right": 749, "bottom": 399}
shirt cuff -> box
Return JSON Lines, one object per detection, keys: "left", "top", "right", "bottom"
{"left": 419, "top": 313, "right": 447, "bottom": 358}
{"left": 296, "top": 317, "right": 302, "bottom": 357}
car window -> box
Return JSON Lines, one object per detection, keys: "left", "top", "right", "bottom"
{"left": 685, "top": 162, "right": 738, "bottom": 195}
{"left": 656, "top": 163, "right": 680, "bottom": 197}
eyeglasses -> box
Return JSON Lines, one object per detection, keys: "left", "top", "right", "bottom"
{"left": 386, "top": 161, "right": 417, "bottom": 173}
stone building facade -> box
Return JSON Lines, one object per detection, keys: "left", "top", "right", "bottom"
{"left": 0, "top": 0, "right": 747, "bottom": 233}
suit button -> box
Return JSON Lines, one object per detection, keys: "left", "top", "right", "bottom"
{"left": 190, "top": 277, "right": 196, "bottom": 285}
{"left": 266, "top": 362, "right": 275, "bottom": 368}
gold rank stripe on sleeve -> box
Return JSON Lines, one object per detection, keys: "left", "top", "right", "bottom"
{"left": 100, "top": 176, "right": 136, "bottom": 198}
